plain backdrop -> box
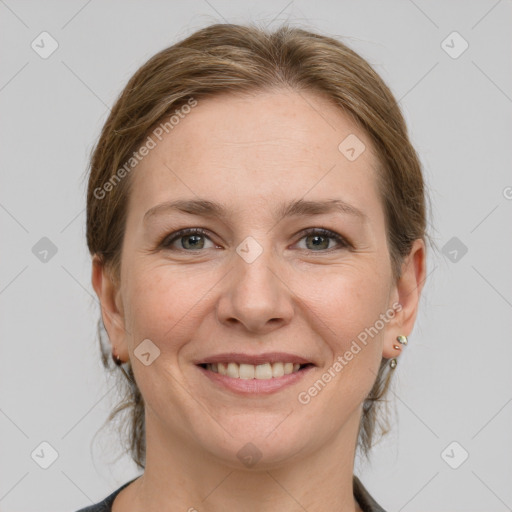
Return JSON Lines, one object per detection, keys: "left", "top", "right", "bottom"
{"left": 1, "top": 1, "right": 511, "bottom": 511}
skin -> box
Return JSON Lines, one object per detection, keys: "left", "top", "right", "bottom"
{"left": 92, "top": 88, "right": 426, "bottom": 512}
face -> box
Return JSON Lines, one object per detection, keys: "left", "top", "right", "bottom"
{"left": 95, "top": 89, "right": 424, "bottom": 469}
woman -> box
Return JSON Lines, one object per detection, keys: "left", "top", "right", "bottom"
{"left": 79, "top": 22, "right": 427, "bottom": 512}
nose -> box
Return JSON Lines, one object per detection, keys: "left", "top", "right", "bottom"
{"left": 216, "top": 241, "right": 294, "bottom": 334}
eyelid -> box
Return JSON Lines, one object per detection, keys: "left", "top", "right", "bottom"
{"left": 160, "top": 228, "right": 215, "bottom": 250}
{"left": 159, "top": 227, "right": 351, "bottom": 252}
{"left": 294, "top": 227, "right": 351, "bottom": 251}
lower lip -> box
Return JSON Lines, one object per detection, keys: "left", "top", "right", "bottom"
{"left": 196, "top": 365, "right": 315, "bottom": 395}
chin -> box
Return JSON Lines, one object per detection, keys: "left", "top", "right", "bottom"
{"left": 196, "top": 422, "right": 311, "bottom": 470}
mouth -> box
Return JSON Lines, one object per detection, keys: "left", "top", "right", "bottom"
{"left": 194, "top": 353, "right": 316, "bottom": 394}
{"left": 197, "top": 361, "right": 314, "bottom": 379}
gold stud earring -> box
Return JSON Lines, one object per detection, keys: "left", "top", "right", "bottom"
{"left": 112, "top": 351, "right": 122, "bottom": 366}
{"left": 390, "top": 335, "right": 408, "bottom": 369}
{"left": 397, "top": 335, "right": 408, "bottom": 345}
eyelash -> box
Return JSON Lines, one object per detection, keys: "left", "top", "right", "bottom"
{"left": 159, "top": 227, "right": 350, "bottom": 252}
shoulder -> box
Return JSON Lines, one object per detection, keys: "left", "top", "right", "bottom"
{"left": 353, "top": 475, "right": 388, "bottom": 512}
{"left": 74, "top": 478, "right": 137, "bottom": 512}
{"left": 75, "top": 475, "right": 384, "bottom": 512}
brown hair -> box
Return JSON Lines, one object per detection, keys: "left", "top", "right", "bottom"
{"left": 86, "top": 23, "right": 428, "bottom": 469}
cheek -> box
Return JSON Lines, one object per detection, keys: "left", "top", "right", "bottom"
{"left": 122, "top": 259, "right": 223, "bottom": 357}
{"left": 298, "top": 269, "right": 389, "bottom": 414}
{"left": 301, "top": 262, "right": 391, "bottom": 345}
{"left": 301, "top": 264, "right": 390, "bottom": 399}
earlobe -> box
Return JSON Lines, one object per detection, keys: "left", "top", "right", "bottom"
{"left": 383, "top": 239, "right": 426, "bottom": 361}
{"left": 91, "top": 255, "right": 129, "bottom": 362}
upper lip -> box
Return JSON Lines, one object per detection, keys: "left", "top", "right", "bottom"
{"left": 194, "top": 352, "right": 315, "bottom": 366}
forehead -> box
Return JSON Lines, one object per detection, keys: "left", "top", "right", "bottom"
{"left": 126, "top": 89, "right": 382, "bottom": 223}
{"left": 151, "top": 89, "right": 372, "bottom": 162}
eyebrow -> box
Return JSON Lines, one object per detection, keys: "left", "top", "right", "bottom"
{"left": 143, "top": 198, "right": 367, "bottom": 225}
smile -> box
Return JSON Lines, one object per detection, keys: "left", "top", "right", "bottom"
{"left": 201, "top": 362, "right": 312, "bottom": 379}
{"left": 196, "top": 361, "right": 315, "bottom": 395}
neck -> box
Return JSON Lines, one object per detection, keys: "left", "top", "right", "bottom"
{"left": 122, "top": 408, "right": 364, "bottom": 512}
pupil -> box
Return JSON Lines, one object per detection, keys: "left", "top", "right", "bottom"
{"left": 309, "top": 235, "right": 327, "bottom": 250}
{"left": 184, "top": 235, "right": 203, "bottom": 249}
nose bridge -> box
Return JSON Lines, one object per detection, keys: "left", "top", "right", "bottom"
{"left": 234, "top": 234, "right": 278, "bottom": 293}
{"left": 217, "top": 233, "right": 293, "bottom": 332}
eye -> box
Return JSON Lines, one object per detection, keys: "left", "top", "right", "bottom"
{"left": 295, "top": 228, "right": 350, "bottom": 252}
{"left": 160, "top": 228, "right": 216, "bottom": 251}
{"left": 159, "top": 227, "right": 350, "bottom": 252}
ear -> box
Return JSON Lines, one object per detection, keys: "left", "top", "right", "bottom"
{"left": 382, "top": 238, "right": 427, "bottom": 359}
{"left": 91, "top": 255, "right": 129, "bottom": 362}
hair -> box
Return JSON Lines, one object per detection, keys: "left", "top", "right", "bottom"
{"left": 86, "top": 22, "right": 428, "bottom": 470}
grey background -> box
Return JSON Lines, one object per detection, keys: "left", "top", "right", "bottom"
{"left": 1, "top": 1, "right": 511, "bottom": 511}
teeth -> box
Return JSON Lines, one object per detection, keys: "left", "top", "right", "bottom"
{"left": 239, "top": 364, "right": 255, "bottom": 379}
{"left": 255, "top": 363, "right": 272, "bottom": 379}
{"left": 218, "top": 362, "right": 227, "bottom": 376}
{"left": 273, "top": 362, "right": 285, "bottom": 377}
{"left": 226, "top": 362, "right": 239, "bottom": 378}
{"left": 205, "top": 362, "right": 304, "bottom": 379}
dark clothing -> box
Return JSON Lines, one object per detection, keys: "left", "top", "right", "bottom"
{"left": 76, "top": 474, "right": 386, "bottom": 511}
{"left": 353, "top": 475, "right": 387, "bottom": 512}
{"left": 75, "top": 478, "right": 135, "bottom": 512}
